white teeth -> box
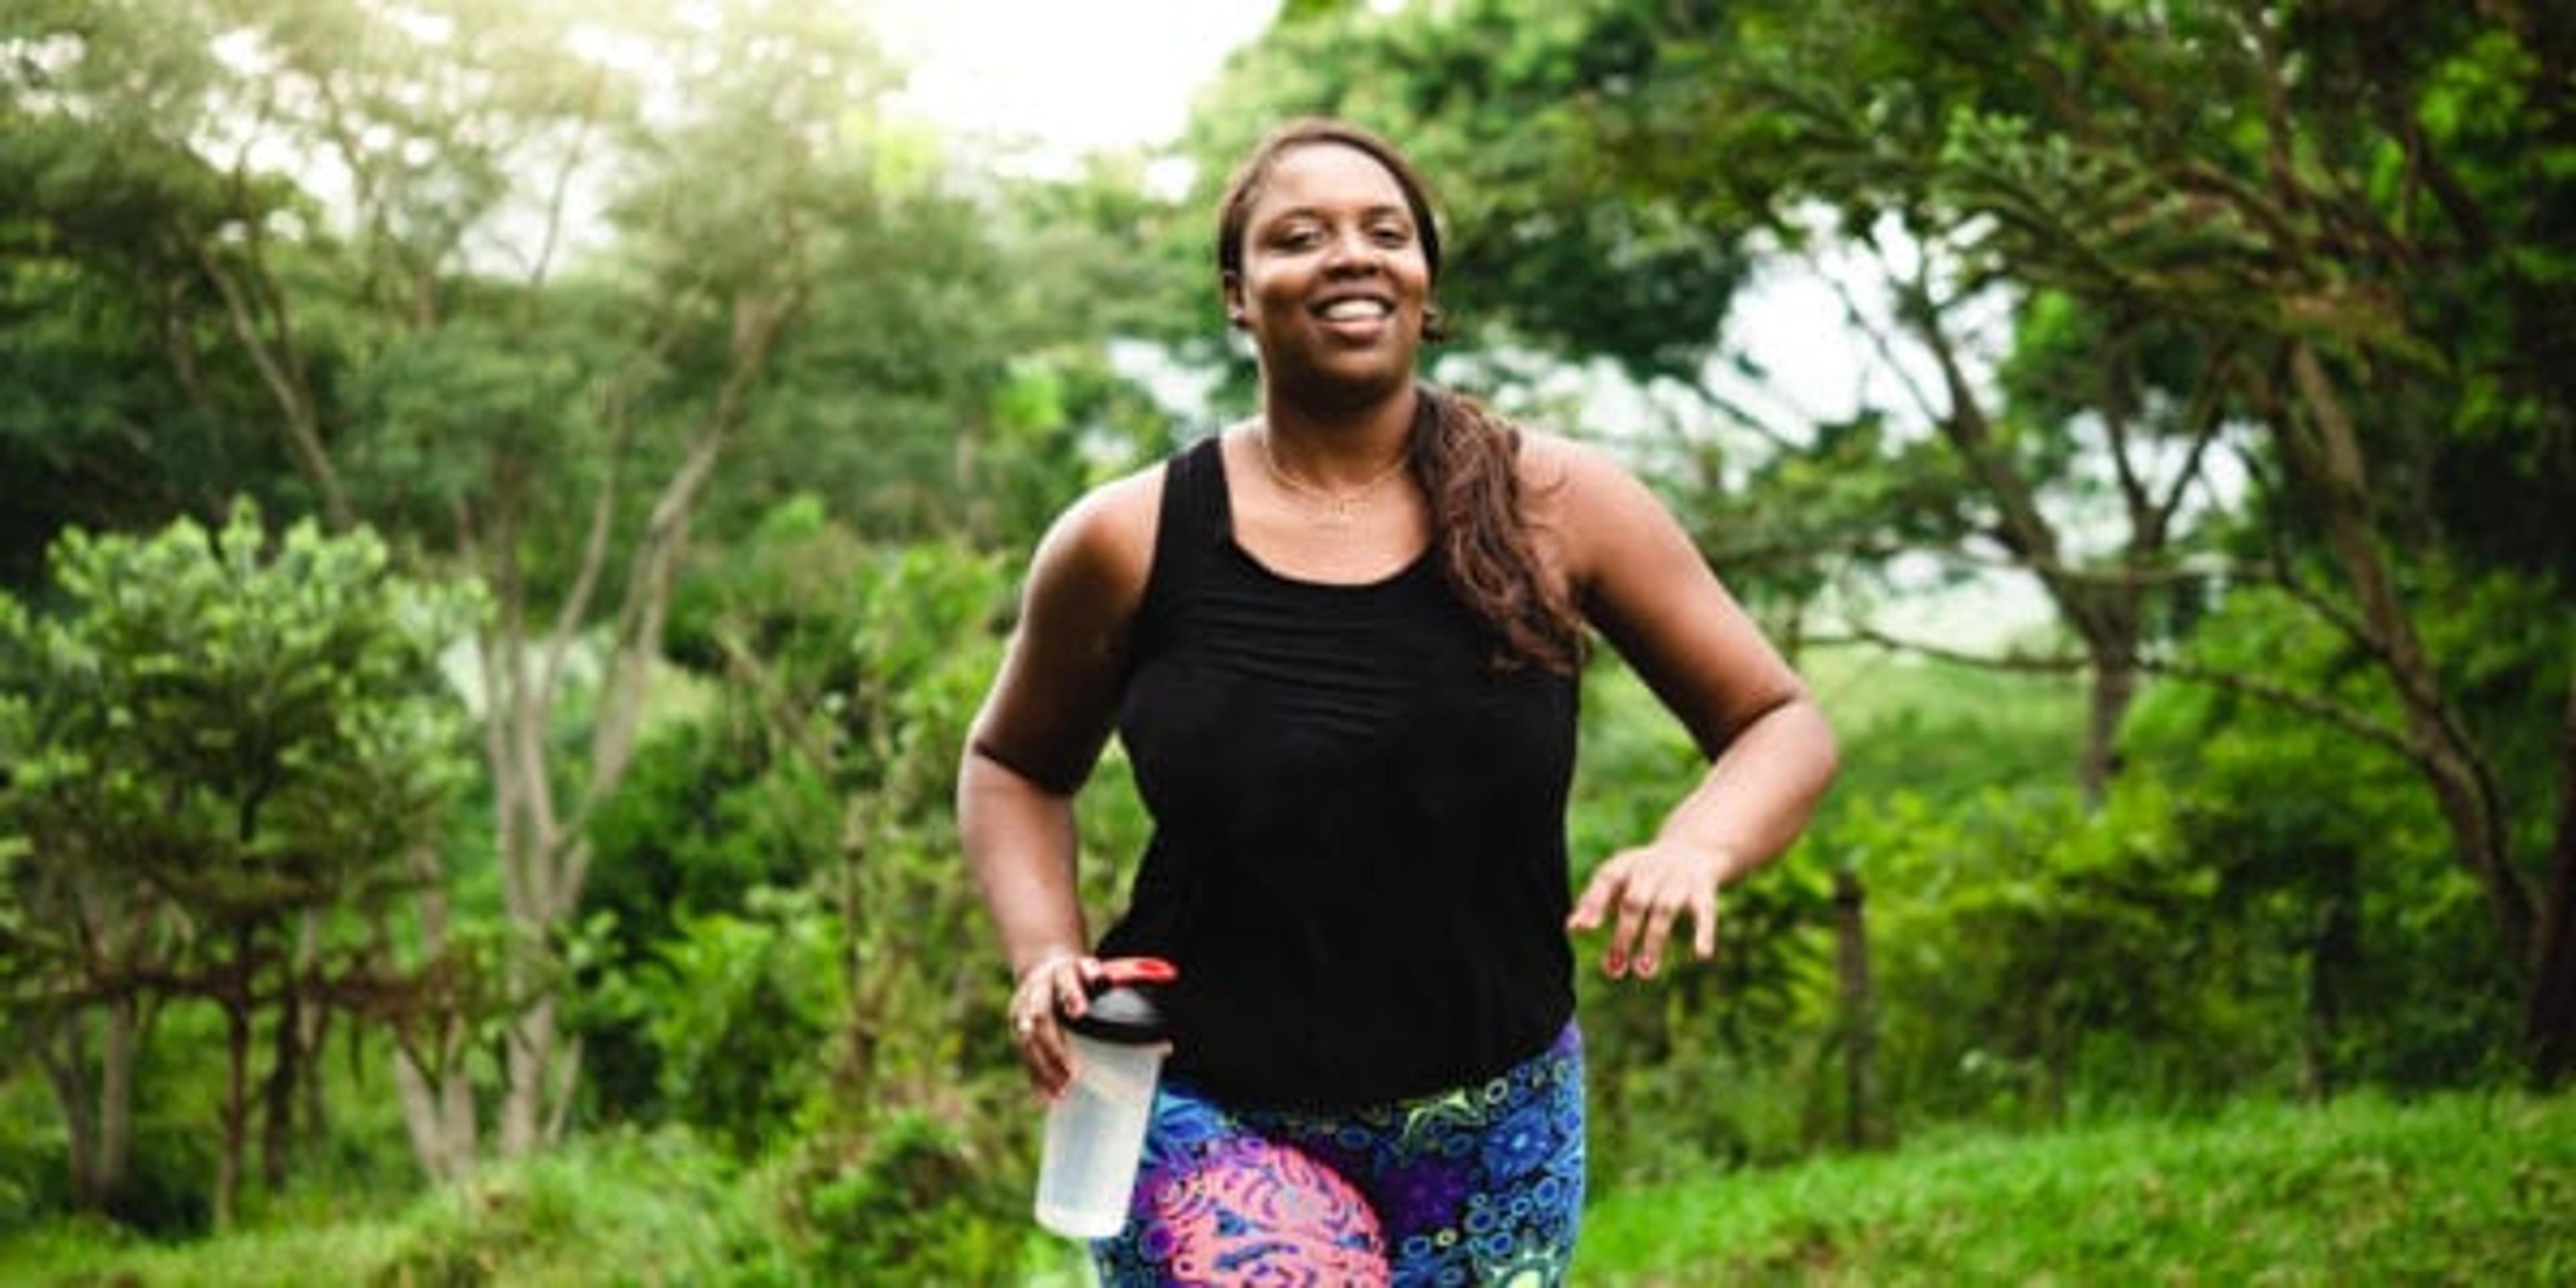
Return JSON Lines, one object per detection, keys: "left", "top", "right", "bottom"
{"left": 1320, "top": 299, "right": 1391, "bottom": 321}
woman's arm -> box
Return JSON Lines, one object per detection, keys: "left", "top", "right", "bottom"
{"left": 958, "top": 471, "right": 1158, "bottom": 1093}
{"left": 1536, "top": 436, "right": 1841, "bottom": 979}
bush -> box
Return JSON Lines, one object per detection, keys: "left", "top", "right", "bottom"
{"left": 369, "top": 1130, "right": 798, "bottom": 1288}
{"left": 788, "top": 1110, "right": 1032, "bottom": 1284}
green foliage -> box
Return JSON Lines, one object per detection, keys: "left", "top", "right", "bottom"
{"left": 1858, "top": 782, "right": 2286, "bottom": 1124}
{"left": 582, "top": 505, "right": 1044, "bottom": 1191}
{"left": 0, "top": 502, "right": 468, "bottom": 932}
{"left": 1579, "top": 1088, "right": 2576, "bottom": 1285}
{"left": 0, "top": 499, "right": 472, "bottom": 936}
{"left": 0, "top": 501, "right": 470, "bottom": 904}
{"left": 788, "top": 1110, "right": 1028, "bottom": 1286}
{"left": 0, "top": 3, "right": 310, "bottom": 587}
{"left": 1702, "top": 411, "right": 1982, "bottom": 612}
{"left": 2122, "top": 586, "right": 2533, "bottom": 1089}
{"left": 0, "top": 501, "right": 473, "bottom": 1224}
{"left": 589, "top": 892, "right": 840, "bottom": 1156}
{"left": 368, "top": 1130, "right": 797, "bottom": 1288}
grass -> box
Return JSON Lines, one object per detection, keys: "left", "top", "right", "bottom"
{"left": 1576, "top": 1089, "right": 2576, "bottom": 1285}
{"left": 5, "top": 1089, "right": 2569, "bottom": 1285}
{"left": 0, "top": 1128, "right": 798, "bottom": 1288}
{"left": 0, "top": 1216, "right": 409, "bottom": 1288}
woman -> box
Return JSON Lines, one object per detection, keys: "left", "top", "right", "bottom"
{"left": 959, "top": 118, "right": 1838, "bottom": 1285}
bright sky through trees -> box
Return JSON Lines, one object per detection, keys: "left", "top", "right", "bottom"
{"left": 873, "top": 0, "right": 1278, "bottom": 168}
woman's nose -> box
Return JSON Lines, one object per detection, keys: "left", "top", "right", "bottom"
{"left": 1320, "top": 226, "right": 1381, "bottom": 273}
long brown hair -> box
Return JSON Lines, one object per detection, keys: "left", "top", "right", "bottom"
{"left": 1216, "top": 119, "right": 1583, "bottom": 674}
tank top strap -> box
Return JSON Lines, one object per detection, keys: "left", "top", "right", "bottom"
{"left": 1136, "top": 433, "right": 1230, "bottom": 647}
{"left": 1164, "top": 433, "right": 1230, "bottom": 546}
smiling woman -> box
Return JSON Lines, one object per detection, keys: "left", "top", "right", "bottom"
{"left": 959, "top": 117, "right": 1839, "bottom": 1285}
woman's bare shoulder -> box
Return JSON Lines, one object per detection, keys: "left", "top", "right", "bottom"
{"left": 1513, "top": 427, "right": 1657, "bottom": 537}
{"left": 1029, "top": 456, "right": 1169, "bottom": 603}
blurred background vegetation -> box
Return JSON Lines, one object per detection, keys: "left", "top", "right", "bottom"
{"left": 1, "top": 0, "right": 2570, "bottom": 1281}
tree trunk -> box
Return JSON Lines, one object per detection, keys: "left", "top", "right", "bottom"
{"left": 393, "top": 1034, "right": 479, "bottom": 1183}
{"left": 36, "top": 1014, "right": 101, "bottom": 1211}
{"left": 300, "top": 1003, "right": 331, "bottom": 1156}
{"left": 217, "top": 987, "right": 251, "bottom": 1231}
{"left": 184, "top": 221, "right": 353, "bottom": 530}
{"left": 261, "top": 979, "right": 302, "bottom": 1191}
{"left": 2079, "top": 623, "right": 2139, "bottom": 807}
{"left": 296, "top": 910, "right": 330, "bottom": 1154}
{"left": 1906, "top": 272, "right": 2153, "bottom": 806}
{"left": 392, "top": 841, "right": 479, "bottom": 1182}
{"left": 2303, "top": 845, "right": 2360, "bottom": 1102}
{"left": 99, "top": 998, "right": 137, "bottom": 1208}
{"left": 489, "top": 287, "right": 796, "bottom": 1156}
{"left": 500, "top": 995, "right": 559, "bottom": 1155}
{"left": 2528, "top": 668, "right": 2576, "bottom": 1083}
{"left": 2280, "top": 345, "right": 2533, "bottom": 960}
{"left": 1833, "top": 867, "right": 1882, "bottom": 1148}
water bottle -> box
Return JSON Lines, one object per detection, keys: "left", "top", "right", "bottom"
{"left": 1034, "top": 956, "right": 1176, "bottom": 1240}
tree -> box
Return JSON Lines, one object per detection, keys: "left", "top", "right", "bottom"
{"left": 0, "top": 502, "right": 468, "bottom": 1226}
{"left": 350, "top": 0, "right": 924, "bottom": 1167}
{"left": 1753, "top": 0, "right": 2574, "bottom": 1069}
{"left": 1698, "top": 0, "right": 2573, "bottom": 1071}
{"left": 1, "top": 0, "right": 1081, "bottom": 1175}
{"left": 1203, "top": 0, "right": 2576, "bottom": 1079}
{"left": 0, "top": 0, "right": 321, "bottom": 586}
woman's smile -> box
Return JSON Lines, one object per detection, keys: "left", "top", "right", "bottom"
{"left": 1313, "top": 290, "right": 1397, "bottom": 341}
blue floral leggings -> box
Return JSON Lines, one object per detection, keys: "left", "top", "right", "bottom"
{"left": 1093, "top": 1024, "right": 1586, "bottom": 1287}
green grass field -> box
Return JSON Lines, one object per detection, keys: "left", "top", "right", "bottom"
{"left": 6, "top": 1089, "right": 2569, "bottom": 1285}
{"left": 1576, "top": 1089, "right": 2576, "bottom": 1285}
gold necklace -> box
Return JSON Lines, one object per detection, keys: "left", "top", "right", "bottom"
{"left": 1254, "top": 424, "right": 1411, "bottom": 523}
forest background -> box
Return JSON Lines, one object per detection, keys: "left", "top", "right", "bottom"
{"left": 1, "top": 0, "right": 2571, "bottom": 1282}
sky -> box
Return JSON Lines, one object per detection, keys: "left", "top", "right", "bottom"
{"left": 872, "top": 0, "right": 1280, "bottom": 167}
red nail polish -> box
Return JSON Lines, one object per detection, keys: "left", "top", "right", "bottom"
{"left": 1605, "top": 951, "right": 1625, "bottom": 975}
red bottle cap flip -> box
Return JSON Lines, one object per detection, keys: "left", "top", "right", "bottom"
{"left": 1061, "top": 956, "right": 1176, "bottom": 1045}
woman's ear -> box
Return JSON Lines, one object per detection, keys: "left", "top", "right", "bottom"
{"left": 1221, "top": 272, "right": 1248, "bottom": 329}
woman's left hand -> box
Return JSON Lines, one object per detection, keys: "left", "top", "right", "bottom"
{"left": 1565, "top": 839, "right": 1735, "bottom": 979}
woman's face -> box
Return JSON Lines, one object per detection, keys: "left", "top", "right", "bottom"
{"left": 1224, "top": 142, "right": 1433, "bottom": 407}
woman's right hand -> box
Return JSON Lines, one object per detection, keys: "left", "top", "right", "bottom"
{"left": 1008, "top": 951, "right": 1102, "bottom": 1099}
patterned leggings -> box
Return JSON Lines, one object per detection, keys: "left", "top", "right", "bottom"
{"left": 1093, "top": 1024, "right": 1587, "bottom": 1287}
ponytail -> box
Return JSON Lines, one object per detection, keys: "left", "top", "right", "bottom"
{"left": 1409, "top": 386, "right": 1584, "bottom": 674}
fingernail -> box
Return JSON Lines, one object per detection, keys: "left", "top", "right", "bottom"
{"left": 1638, "top": 956, "right": 1658, "bottom": 978}
{"left": 1605, "top": 951, "right": 1626, "bottom": 977}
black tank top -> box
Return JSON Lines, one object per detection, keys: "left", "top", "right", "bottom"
{"left": 1097, "top": 431, "right": 1578, "bottom": 1109}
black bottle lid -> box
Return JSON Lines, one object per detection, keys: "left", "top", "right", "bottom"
{"left": 1060, "top": 957, "right": 1176, "bottom": 1044}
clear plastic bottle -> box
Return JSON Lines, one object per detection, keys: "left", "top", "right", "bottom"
{"left": 1034, "top": 957, "right": 1176, "bottom": 1239}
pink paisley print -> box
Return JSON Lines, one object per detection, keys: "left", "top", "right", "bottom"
{"left": 1149, "top": 1140, "right": 1389, "bottom": 1286}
